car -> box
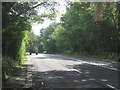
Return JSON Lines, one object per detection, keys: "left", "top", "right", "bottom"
{"left": 29, "top": 47, "right": 38, "bottom": 55}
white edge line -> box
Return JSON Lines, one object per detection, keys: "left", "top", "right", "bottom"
{"left": 106, "top": 84, "right": 118, "bottom": 90}
{"left": 68, "top": 57, "right": 119, "bottom": 72}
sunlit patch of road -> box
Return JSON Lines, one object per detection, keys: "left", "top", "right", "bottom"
{"left": 29, "top": 54, "right": 118, "bottom": 89}
{"left": 58, "top": 55, "right": 119, "bottom": 71}
{"left": 29, "top": 54, "right": 81, "bottom": 72}
{"left": 30, "top": 54, "right": 118, "bottom": 72}
{"left": 29, "top": 53, "right": 119, "bottom": 73}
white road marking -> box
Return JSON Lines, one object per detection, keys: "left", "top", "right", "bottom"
{"left": 29, "top": 54, "right": 118, "bottom": 88}
{"left": 66, "top": 57, "right": 119, "bottom": 72}
{"left": 106, "top": 84, "right": 118, "bottom": 90}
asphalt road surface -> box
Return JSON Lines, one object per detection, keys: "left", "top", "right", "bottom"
{"left": 29, "top": 53, "right": 119, "bottom": 89}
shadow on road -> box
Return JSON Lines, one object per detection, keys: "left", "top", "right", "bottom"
{"left": 73, "top": 64, "right": 118, "bottom": 89}
{"left": 2, "top": 64, "right": 33, "bottom": 89}
{"left": 32, "top": 70, "right": 110, "bottom": 88}
{"left": 30, "top": 54, "right": 118, "bottom": 89}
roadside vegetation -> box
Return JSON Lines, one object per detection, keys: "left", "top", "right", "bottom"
{"left": 2, "top": 1, "right": 56, "bottom": 81}
{"left": 2, "top": 1, "right": 119, "bottom": 81}
{"left": 39, "top": 2, "right": 119, "bottom": 61}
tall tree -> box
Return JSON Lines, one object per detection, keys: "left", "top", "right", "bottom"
{"left": 41, "top": 22, "right": 58, "bottom": 53}
{"left": 2, "top": 1, "right": 57, "bottom": 79}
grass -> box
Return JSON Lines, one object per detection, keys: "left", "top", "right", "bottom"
{"left": 73, "top": 53, "right": 119, "bottom": 62}
{"left": 54, "top": 50, "right": 119, "bottom": 62}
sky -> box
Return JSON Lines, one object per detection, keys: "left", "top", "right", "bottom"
{"left": 32, "top": 0, "right": 67, "bottom": 36}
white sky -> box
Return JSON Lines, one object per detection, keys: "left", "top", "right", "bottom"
{"left": 32, "top": 0, "right": 67, "bottom": 36}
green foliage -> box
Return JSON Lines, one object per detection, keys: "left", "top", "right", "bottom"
{"left": 26, "top": 31, "right": 44, "bottom": 53}
{"left": 2, "top": 2, "right": 38, "bottom": 80}
{"left": 41, "top": 13, "right": 56, "bottom": 20}
{"left": 2, "top": 1, "right": 59, "bottom": 80}
{"left": 40, "top": 2, "right": 118, "bottom": 61}
{"left": 40, "top": 22, "right": 58, "bottom": 53}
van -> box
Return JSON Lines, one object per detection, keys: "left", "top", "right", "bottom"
{"left": 29, "top": 47, "right": 38, "bottom": 55}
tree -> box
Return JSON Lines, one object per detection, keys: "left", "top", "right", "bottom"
{"left": 2, "top": 1, "right": 57, "bottom": 80}
{"left": 41, "top": 22, "right": 58, "bottom": 53}
{"left": 44, "top": 1, "right": 118, "bottom": 59}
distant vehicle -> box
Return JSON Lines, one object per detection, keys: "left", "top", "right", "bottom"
{"left": 29, "top": 47, "right": 38, "bottom": 55}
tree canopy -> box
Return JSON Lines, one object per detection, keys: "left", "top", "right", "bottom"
{"left": 2, "top": 1, "right": 57, "bottom": 80}
{"left": 2, "top": 1, "right": 119, "bottom": 80}
{"left": 40, "top": 2, "right": 119, "bottom": 60}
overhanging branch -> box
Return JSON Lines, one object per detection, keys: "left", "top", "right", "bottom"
{"left": 10, "top": 2, "right": 47, "bottom": 22}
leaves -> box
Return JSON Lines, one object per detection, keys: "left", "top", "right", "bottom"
{"left": 40, "top": 2, "right": 118, "bottom": 56}
{"left": 2, "top": 1, "right": 51, "bottom": 79}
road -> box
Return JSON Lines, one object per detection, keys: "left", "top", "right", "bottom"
{"left": 28, "top": 53, "right": 119, "bottom": 89}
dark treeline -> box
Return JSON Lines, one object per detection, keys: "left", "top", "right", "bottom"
{"left": 39, "top": 2, "right": 119, "bottom": 61}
